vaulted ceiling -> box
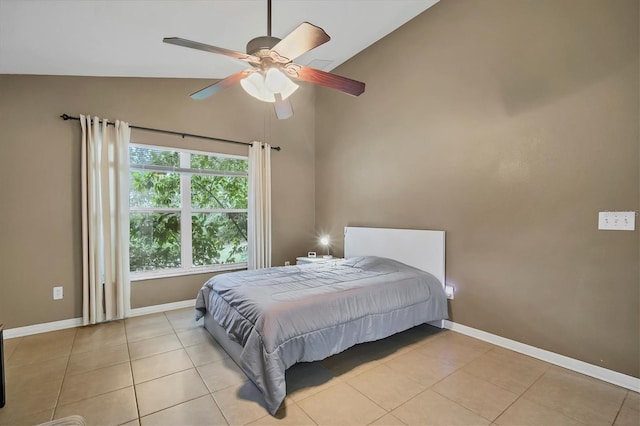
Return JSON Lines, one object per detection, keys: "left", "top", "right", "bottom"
{"left": 0, "top": 0, "right": 439, "bottom": 79}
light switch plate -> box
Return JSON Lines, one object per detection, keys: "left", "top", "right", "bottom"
{"left": 598, "top": 212, "right": 635, "bottom": 231}
{"left": 53, "top": 286, "right": 63, "bottom": 300}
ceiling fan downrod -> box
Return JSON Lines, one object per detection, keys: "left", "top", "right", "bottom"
{"left": 246, "top": 0, "right": 280, "bottom": 57}
{"left": 267, "top": 0, "right": 272, "bottom": 37}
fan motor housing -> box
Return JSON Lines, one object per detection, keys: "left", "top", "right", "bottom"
{"left": 246, "top": 36, "right": 281, "bottom": 57}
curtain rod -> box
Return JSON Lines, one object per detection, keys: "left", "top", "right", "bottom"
{"left": 59, "top": 114, "right": 281, "bottom": 151}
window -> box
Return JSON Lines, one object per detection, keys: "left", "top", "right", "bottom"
{"left": 129, "top": 144, "right": 248, "bottom": 277}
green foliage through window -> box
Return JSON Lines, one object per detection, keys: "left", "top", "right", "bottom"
{"left": 129, "top": 145, "right": 248, "bottom": 273}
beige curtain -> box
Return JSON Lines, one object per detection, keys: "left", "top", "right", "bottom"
{"left": 80, "top": 115, "right": 131, "bottom": 325}
{"left": 247, "top": 141, "right": 272, "bottom": 269}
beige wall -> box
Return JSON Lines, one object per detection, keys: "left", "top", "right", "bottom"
{"left": 315, "top": 0, "right": 639, "bottom": 377}
{"left": 0, "top": 75, "right": 316, "bottom": 326}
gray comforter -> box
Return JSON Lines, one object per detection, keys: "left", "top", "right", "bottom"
{"left": 195, "top": 256, "right": 448, "bottom": 414}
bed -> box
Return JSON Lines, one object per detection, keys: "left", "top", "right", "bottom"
{"left": 195, "top": 226, "right": 448, "bottom": 414}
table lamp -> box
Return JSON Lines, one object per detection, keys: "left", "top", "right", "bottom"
{"left": 320, "top": 236, "right": 332, "bottom": 258}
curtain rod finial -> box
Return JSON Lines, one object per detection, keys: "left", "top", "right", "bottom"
{"left": 61, "top": 114, "right": 70, "bottom": 120}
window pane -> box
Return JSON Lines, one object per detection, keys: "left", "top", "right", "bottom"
{"left": 190, "top": 154, "right": 248, "bottom": 173}
{"left": 192, "top": 213, "right": 247, "bottom": 266}
{"left": 191, "top": 175, "right": 248, "bottom": 209}
{"left": 130, "top": 212, "right": 181, "bottom": 272}
{"left": 130, "top": 146, "right": 179, "bottom": 167}
{"left": 130, "top": 171, "right": 181, "bottom": 208}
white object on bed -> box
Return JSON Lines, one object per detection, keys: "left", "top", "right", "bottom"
{"left": 344, "top": 226, "right": 445, "bottom": 288}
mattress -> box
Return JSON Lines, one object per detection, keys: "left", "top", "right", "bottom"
{"left": 195, "top": 256, "right": 448, "bottom": 414}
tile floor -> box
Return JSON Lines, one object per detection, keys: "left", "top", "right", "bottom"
{"left": 1, "top": 308, "right": 638, "bottom": 426}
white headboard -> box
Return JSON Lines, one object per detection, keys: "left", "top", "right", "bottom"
{"left": 344, "top": 226, "right": 446, "bottom": 287}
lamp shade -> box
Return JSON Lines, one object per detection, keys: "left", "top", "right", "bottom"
{"left": 320, "top": 236, "right": 331, "bottom": 257}
{"left": 265, "top": 68, "right": 288, "bottom": 93}
{"left": 265, "top": 68, "right": 299, "bottom": 100}
{"left": 240, "top": 72, "right": 275, "bottom": 103}
{"left": 280, "top": 77, "right": 299, "bottom": 100}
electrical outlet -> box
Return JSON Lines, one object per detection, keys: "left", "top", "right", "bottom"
{"left": 284, "top": 260, "right": 291, "bottom": 266}
{"left": 445, "top": 285, "right": 455, "bottom": 300}
{"left": 53, "top": 286, "right": 63, "bottom": 300}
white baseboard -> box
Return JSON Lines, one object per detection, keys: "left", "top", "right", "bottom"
{"left": 3, "top": 317, "right": 83, "bottom": 339}
{"left": 427, "top": 319, "right": 445, "bottom": 328}
{"left": 3, "top": 299, "right": 196, "bottom": 339}
{"left": 126, "top": 299, "right": 195, "bottom": 318}
{"left": 443, "top": 320, "right": 640, "bottom": 393}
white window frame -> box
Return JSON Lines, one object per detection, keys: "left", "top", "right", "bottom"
{"left": 129, "top": 143, "right": 249, "bottom": 281}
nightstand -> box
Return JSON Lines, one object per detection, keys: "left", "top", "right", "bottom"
{"left": 296, "top": 257, "right": 342, "bottom": 265}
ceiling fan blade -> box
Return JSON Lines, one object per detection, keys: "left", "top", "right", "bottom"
{"left": 190, "top": 70, "right": 253, "bottom": 100}
{"left": 270, "top": 22, "right": 330, "bottom": 62}
{"left": 163, "top": 37, "right": 260, "bottom": 65}
{"left": 290, "top": 65, "right": 365, "bottom": 96}
{"left": 273, "top": 94, "right": 293, "bottom": 120}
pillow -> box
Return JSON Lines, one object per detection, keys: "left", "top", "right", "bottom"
{"left": 343, "top": 256, "right": 400, "bottom": 272}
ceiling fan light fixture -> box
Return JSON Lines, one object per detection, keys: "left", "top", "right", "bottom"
{"left": 278, "top": 75, "right": 299, "bottom": 101}
{"left": 241, "top": 69, "right": 299, "bottom": 103}
{"left": 240, "top": 72, "right": 276, "bottom": 103}
{"left": 265, "top": 68, "right": 299, "bottom": 100}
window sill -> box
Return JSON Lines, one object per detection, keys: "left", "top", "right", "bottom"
{"left": 130, "top": 263, "right": 247, "bottom": 282}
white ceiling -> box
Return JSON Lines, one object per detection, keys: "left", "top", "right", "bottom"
{"left": 0, "top": 0, "right": 438, "bottom": 79}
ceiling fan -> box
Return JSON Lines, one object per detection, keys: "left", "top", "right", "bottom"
{"left": 163, "top": 0, "right": 366, "bottom": 120}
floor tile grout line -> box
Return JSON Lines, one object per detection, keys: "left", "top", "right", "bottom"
{"left": 293, "top": 376, "right": 390, "bottom": 424}
{"left": 54, "top": 385, "right": 136, "bottom": 414}
{"left": 342, "top": 379, "right": 391, "bottom": 413}
{"left": 389, "top": 386, "right": 446, "bottom": 420}
{"left": 488, "top": 364, "right": 551, "bottom": 424}
{"left": 366, "top": 412, "right": 407, "bottom": 426}
{"left": 131, "top": 344, "right": 193, "bottom": 367}
{"left": 137, "top": 391, "right": 212, "bottom": 422}
{"left": 610, "top": 391, "right": 630, "bottom": 426}
{"left": 50, "top": 328, "right": 78, "bottom": 421}
{"left": 288, "top": 396, "right": 320, "bottom": 426}
{"left": 132, "top": 360, "right": 195, "bottom": 386}
{"left": 220, "top": 392, "right": 247, "bottom": 425}
{"left": 429, "top": 384, "right": 497, "bottom": 423}
{"left": 2, "top": 335, "right": 24, "bottom": 365}
{"left": 344, "top": 363, "right": 428, "bottom": 413}
{"left": 512, "top": 369, "right": 595, "bottom": 425}
{"left": 459, "top": 351, "right": 550, "bottom": 396}
{"left": 64, "top": 358, "right": 132, "bottom": 378}
{"left": 124, "top": 318, "right": 143, "bottom": 425}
